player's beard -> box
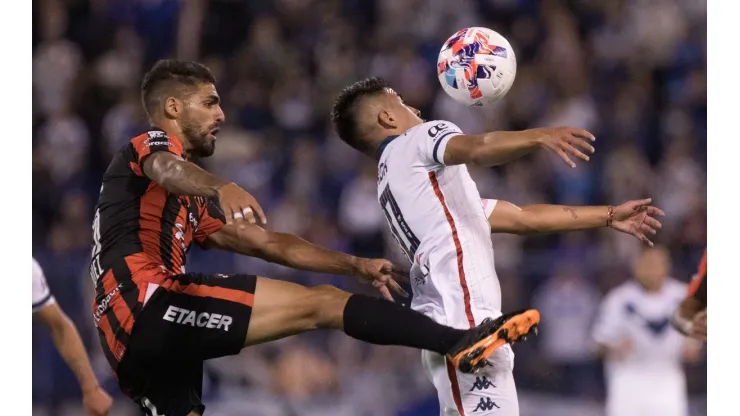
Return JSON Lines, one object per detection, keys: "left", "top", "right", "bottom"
{"left": 181, "top": 118, "right": 216, "bottom": 158}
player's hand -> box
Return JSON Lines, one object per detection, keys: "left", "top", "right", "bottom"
{"left": 609, "top": 198, "right": 666, "bottom": 246}
{"left": 217, "top": 182, "right": 267, "bottom": 225}
{"left": 609, "top": 338, "right": 633, "bottom": 361}
{"left": 82, "top": 385, "right": 113, "bottom": 416}
{"left": 536, "top": 127, "right": 596, "bottom": 168}
{"left": 354, "top": 258, "right": 410, "bottom": 302}
{"left": 690, "top": 309, "right": 707, "bottom": 341}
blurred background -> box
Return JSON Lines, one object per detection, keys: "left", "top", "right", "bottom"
{"left": 31, "top": 0, "right": 706, "bottom": 415}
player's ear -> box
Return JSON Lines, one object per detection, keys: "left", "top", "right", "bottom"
{"left": 378, "top": 108, "right": 397, "bottom": 129}
{"left": 163, "top": 96, "right": 182, "bottom": 120}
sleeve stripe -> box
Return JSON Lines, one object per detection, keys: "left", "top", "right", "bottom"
{"left": 432, "top": 131, "right": 458, "bottom": 164}
{"left": 32, "top": 292, "right": 53, "bottom": 310}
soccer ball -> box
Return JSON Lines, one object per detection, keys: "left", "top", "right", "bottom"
{"left": 436, "top": 27, "right": 517, "bottom": 107}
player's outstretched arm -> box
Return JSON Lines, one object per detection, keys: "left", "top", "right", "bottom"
{"left": 36, "top": 303, "right": 112, "bottom": 416}
{"left": 142, "top": 152, "right": 266, "bottom": 224}
{"left": 487, "top": 198, "right": 665, "bottom": 246}
{"left": 204, "top": 224, "right": 408, "bottom": 300}
{"left": 444, "top": 127, "right": 595, "bottom": 168}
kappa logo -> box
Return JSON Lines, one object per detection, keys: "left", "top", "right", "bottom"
{"left": 469, "top": 376, "right": 495, "bottom": 391}
{"left": 473, "top": 398, "right": 500, "bottom": 412}
{"left": 162, "top": 305, "right": 233, "bottom": 331}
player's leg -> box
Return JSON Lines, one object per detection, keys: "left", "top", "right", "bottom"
{"left": 246, "top": 277, "right": 474, "bottom": 352}
{"left": 246, "top": 276, "right": 539, "bottom": 373}
{"left": 117, "top": 337, "right": 207, "bottom": 416}
{"left": 243, "top": 277, "right": 349, "bottom": 345}
{"left": 424, "top": 342, "right": 519, "bottom": 416}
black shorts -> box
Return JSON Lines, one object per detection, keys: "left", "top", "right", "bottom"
{"left": 117, "top": 272, "right": 257, "bottom": 416}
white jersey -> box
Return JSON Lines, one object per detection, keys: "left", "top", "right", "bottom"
{"left": 32, "top": 258, "right": 55, "bottom": 313}
{"left": 592, "top": 279, "right": 689, "bottom": 416}
{"left": 376, "top": 120, "right": 500, "bottom": 329}
{"left": 378, "top": 120, "right": 518, "bottom": 415}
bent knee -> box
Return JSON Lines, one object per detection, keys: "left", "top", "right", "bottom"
{"left": 307, "top": 285, "right": 351, "bottom": 328}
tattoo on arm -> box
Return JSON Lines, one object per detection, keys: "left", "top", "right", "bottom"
{"left": 563, "top": 207, "right": 579, "bottom": 219}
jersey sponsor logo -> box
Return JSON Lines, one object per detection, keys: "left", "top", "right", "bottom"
{"left": 144, "top": 130, "right": 171, "bottom": 147}
{"left": 144, "top": 140, "right": 173, "bottom": 148}
{"left": 162, "top": 305, "right": 233, "bottom": 331}
{"left": 427, "top": 122, "right": 452, "bottom": 141}
{"left": 92, "top": 283, "right": 123, "bottom": 326}
{"left": 188, "top": 211, "right": 199, "bottom": 231}
{"left": 473, "top": 397, "right": 500, "bottom": 412}
{"left": 144, "top": 130, "right": 173, "bottom": 147}
{"left": 174, "top": 223, "right": 187, "bottom": 251}
{"left": 147, "top": 130, "right": 167, "bottom": 140}
{"left": 413, "top": 252, "right": 429, "bottom": 285}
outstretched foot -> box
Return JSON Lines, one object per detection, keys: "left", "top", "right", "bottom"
{"left": 447, "top": 309, "right": 540, "bottom": 374}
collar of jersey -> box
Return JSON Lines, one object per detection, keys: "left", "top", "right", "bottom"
{"left": 375, "top": 135, "right": 399, "bottom": 160}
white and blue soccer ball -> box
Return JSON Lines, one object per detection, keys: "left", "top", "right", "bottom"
{"left": 436, "top": 27, "right": 517, "bottom": 107}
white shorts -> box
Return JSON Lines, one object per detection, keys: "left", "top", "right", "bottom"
{"left": 605, "top": 371, "right": 688, "bottom": 416}
{"left": 422, "top": 344, "right": 519, "bottom": 416}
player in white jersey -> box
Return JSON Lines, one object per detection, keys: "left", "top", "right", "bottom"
{"left": 33, "top": 258, "right": 113, "bottom": 416}
{"left": 330, "top": 78, "right": 664, "bottom": 415}
{"left": 592, "top": 247, "right": 703, "bottom": 416}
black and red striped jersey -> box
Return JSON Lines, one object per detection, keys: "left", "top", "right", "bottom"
{"left": 90, "top": 128, "right": 226, "bottom": 368}
{"left": 90, "top": 128, "right": 225, "bottom": 287}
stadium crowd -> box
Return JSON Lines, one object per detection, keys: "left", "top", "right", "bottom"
{"left": 32, "top": 0, "right": 706, "bottom": 414}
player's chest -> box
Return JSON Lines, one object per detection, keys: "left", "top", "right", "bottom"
{"left": 146, "top": 190, "right": 203, "bottom": 242}
{"left": 621, "top": 295, "right": 681, "bottom": 337}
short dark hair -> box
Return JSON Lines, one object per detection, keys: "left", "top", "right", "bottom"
{"left": 141, "top": 59, "right": 216, "bottom": 117}
{"left": 330, "top": 77, "right": 389, "bottom": 152}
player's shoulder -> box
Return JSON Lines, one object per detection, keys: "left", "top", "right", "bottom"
{"left": 129, "top": 128, "right": 173, "bottom": 147}
{"left": 32, "top": 257, "right": 44, "bottom": 280}
{"left": 405, "top": 120, "right": 464, "bottom": 139}
{"left": 126, "top": 128, "right": 186, "bottom": 163}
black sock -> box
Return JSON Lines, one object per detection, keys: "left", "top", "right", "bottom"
{"left": 342, "top": 294, "right": 467, "bottom": 355}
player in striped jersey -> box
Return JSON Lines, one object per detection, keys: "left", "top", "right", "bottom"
{"left": 672, "top": 249, "right": 707, "bottom": 341}
{"left": 92, "top": 60, "right": 534, "bottom": 416}
{"left": 33, "top": 258, "right": 113, "bottom": 416}
{"left": 331, "top": 77, "right": 664, "bottom": 416}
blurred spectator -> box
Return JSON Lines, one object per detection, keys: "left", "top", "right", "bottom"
{"left": 591, "top": 246, "right": 703, "bottom": 416}
{"left": 37, "top": 105, "right": 90, "bottom": 188}
{"left": 338, "top": 163, "right": 386, "bottom": 258}
{"left": 532, "top": 263, "right": 601, "bottom": 397}
{"left": 33, "top": 0, "right": 82, "bottom": 117}
{"left": 32, "top": 0, "right": 706, "bottom": 414}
